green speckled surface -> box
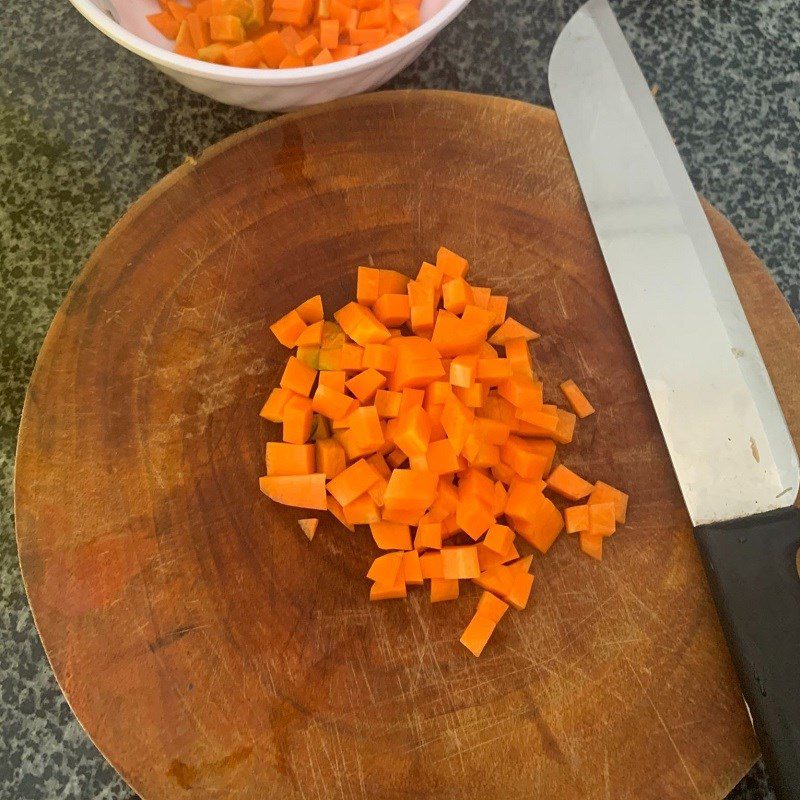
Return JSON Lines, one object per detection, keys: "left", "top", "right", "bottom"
{"left": 2, "top": 0, "right": 798, "bottom": 797}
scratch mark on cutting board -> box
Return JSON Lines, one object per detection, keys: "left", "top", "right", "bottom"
{"left": 624, "top": 656, "right": 702, "bottom": 799}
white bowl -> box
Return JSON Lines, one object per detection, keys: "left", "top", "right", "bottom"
{"left": 68, "top": 0, "right": 472, "bottom": 111}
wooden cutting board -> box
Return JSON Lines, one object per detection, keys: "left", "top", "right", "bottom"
{"left": 15, "top": 90, "right": 800, "bottom": 800}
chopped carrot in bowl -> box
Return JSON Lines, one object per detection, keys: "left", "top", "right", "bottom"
{"left": 258, "top": 248, "right": 629, "bottom": 655}
{"left": 148, "top": 0, "right": 421, "bottom": 67}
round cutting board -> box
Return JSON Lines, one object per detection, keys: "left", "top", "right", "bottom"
{"left": 15, "top": 91, "right": 800, "bottom": 800}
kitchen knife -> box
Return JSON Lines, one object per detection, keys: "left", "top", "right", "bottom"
{"left": 549, "top": 1, "right": 800, "bottom": 797}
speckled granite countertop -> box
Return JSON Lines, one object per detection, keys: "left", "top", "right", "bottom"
{"left": 1, "top": 1, "right": 798, "bottom": 797}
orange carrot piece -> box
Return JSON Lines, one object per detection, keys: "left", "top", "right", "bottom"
{"left": 546, "top": 464, "right": 594, "bottom": 501}
{"left": 271, "top": 309, "right": 307, "bottom": 347}
{"left": 399, "top": 387, "right": 424, "bottom": 415}
{"left": 197, "top": 42, "right": 230, "bottom": 62}
{"left": 365, "top": 452, "right": 390, "bottom": 479}
{"left": 402, "top": 550, "right": 424, "bottom": 584}
{"left": 589, "top": 481, "right": 629, "bottom": 524}
{"left": 487, "top": 295, "right": 508, "bottom": 326}
{"left": 385, "top": 447, "right": 407, "bottom": 469}
{"left": 211, "top": 0, "right": 251, "bottom": 17}
{"left": 280, "top": 355, "right": 317, "bottom": 396}
{"left": 346, "top": 368, "right": 386, "bottom": 403}
{"left": 564, "top": 504, "right": 590, "bottom": 534}
{"left": 553, "top": 408, "right": 576, "bottom": 444}
{"left": 419, "top": 551, "right": 444, "bottom": 579}
{"left": 266, "top": 442, "right": 315, "bottom": 475}
{"left": 500, "top": 436, "right": 548, "bottom": 480}
{"left": 430, "top": 578, "right": 459, "bottom": 603}
{"left": 295, "top": 320, "right": 324, "bottom": 346}
{"left": 505, "top": 337, "right": 534, "bottom": 378}
{"left": 426, "top": 380, "right": 452, "bottom": 406}
{"left": 386, "top": 335, "right": 444, "bottom": 390}
{"left": 515, "top": 497, "right": 564, "bottom": 554}
{"left": 332, "top": 43, "right": 360, "bottom": 59}
{"left": 319, "top": 17, "right": 340, "bottom": 48}
{"left": 460, "top": 614, "right": 495, "bottom": 657}
{"left": 476, "top": 591, "right": 509, "bottom": 624}
{"left": 315, "top": 437, "right": 346, "bottom": 478}
{"left": 441, "top": 393, "right": 474, "bottom": 454}
{"left": 334, "top": 343, "right": 360, "bottom": 372}
{"left": 260, "top": 387, "right": 295, "bottom": 421}
{"left": 186, "top": 11, "right": 211, "bottom": 47}
{"left": 484, "top": 523, "right": 514, "bottom": 555}
{"left": 256, "top": 30, "right": 288, "bottom": 66}
{"left": 559, "top": 379, "right": 595, "bottom": 418}
{"left": 476, "top": 358, "right": 512, "bottom": 384}
{"left": 372, "top": 293, "right": 410, "bottom": 326}
{"left": 318, "top": 369, "right": 346, "bottom": 393}
{"left": 436, "top": 246, "right": 468, "bottom": 279}
{"left": 292, "top": 295, "right": 323, "bottom": 323}
{"left": 470, "top": 286, "right": 492, "bottom": 310}
{"left": 367, "top": 551, "right": 404, "bottom": 583}
{"left": 393, "top": 405, "right": 431, "bottom": 457}
{"left": 456, "top": 494, "right": 495, "bottom": 541}
{"left": 392, "top": 2, "right": 419, "bottom": 27}
{"left": 441, "top": 545, "right": 480, "bottom": 580}
{"left": 312, "top": 48, "right": 334, "bottom": 64}
{"left": 414, "top": 522, "right": 443, "bottom": 551}
{"left": 449, "top": 354, "right": 478, "bottom": 389}
{"left": 473, "top": 417, "right": 510, "bottom": 446}
{"left": 504, "top": 477, "right": 545, "bottom": 522}
{"left": 515, "top": 406, "right": 559, "bottom": 433}
{"left": 505, "top": 571, "right": 535, "bottom": 611}
{"left": 579, "top": 532, "right": 603, "bottom": 561}
{"left": 335, "top": 302, "right": 391, "bottom": 345}
{"left": 473, "top": 563, "right": 515, "bottom": 596}
{"left": 343, "top": 492, "right": 381, "bottom": 525}
{"left": 374, "top": 389, "right": 402, "bottom": 418}
{"left": 327, "top": 495, "right": 354, "bottom": 531}
{"left": 209, "top": 13, "right": 246, "bottom": 40}
{"left": 382, "top": 505, "right": 426, "bottom": 525}
{"left": 509, "top": 555, "right": 533, "bottom": 574}
{"left": 491, "top": 481, "right": 507, "bottom": 516}
{"left": 383, "top": 469, "right": 438, "bottom": 510}
{"left": 350, "top": 26, "right": 386, "bottom": 43}
{"left": 298, "top": 518, "right": 319, "bottom": 540}
{"left": 312, "top": 384, "right": 356, "bottom": 419}
{"left": 426, "top": 439, "right": 460, "bottom": 475}
{"left": 370, "top": 569, "right": 407, "bottom": 600}
{"left": 588, "top": 502, "right": 616, "bottom": 537}
{"left": 326, "top": 458, "right": 381, "bottom": 506}
{"left": 348, "top": 405, "right": 384, "bottom": 452}
{"left": 295, "top": 33, "right": 320, "bottom": 56}
{"left": 362, "top": 343, "right": 397, "bottom": 372}
{"left": 416, "top": 261, "right": 444, "bottom": 289}
{"left": 457, "top": 467, "right": 495, "bottom": 504}
{"left": 358, "top": 5, "right": 387, "bottom": 26}
{"left": 148, "top": 10, "right": 182, "bottom": 38}
{"left": 259, "top": 473, "right": 327, "bottom": 509}
{"left": 283, "top": 395, "right": 314, "bottom": 443}
{"left": 442, "top": 277, "right": 474, "bottom": 314}
{"left": 225, "top": 40, "right": 262, "bottom": 66}
{"left": 489, "top": 317, "right": 539, "bottom": 345}
{"left": 370, "top": 521, "right": 412, "bottom": 550}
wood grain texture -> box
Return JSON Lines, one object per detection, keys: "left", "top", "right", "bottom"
{"left": 15, "top": 90, "right": 800, "bottom": 800}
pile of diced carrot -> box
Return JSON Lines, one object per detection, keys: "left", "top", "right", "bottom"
{"left": 147, "top": 0, "right": 419, "bottom": 68}
{"left": 260, "top": 247, "right": 629, "bottom": 656}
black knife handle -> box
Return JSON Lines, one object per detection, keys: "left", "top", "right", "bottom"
{"left": 695, "top": 507, "right": 800, "bottom": 800}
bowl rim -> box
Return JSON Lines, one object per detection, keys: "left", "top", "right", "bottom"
{"left": 68, "top": 0, "right": 471, "bottom": 85}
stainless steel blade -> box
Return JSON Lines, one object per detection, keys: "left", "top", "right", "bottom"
{"left": 548, "top": 0, "right": 798, "bottom": 525}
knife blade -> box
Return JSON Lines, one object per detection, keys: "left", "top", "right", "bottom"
{"left": 549, "top": 2, "right": 800, "bottom": 797}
